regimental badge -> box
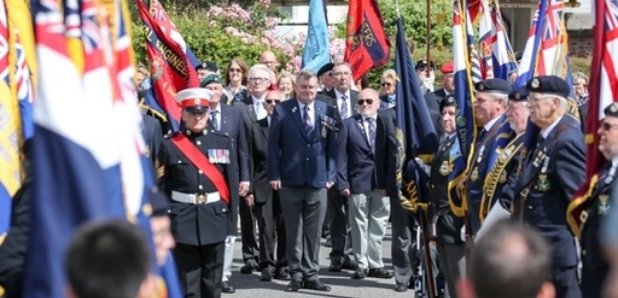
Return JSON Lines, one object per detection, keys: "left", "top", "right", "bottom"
{"left": 194, "top": 98, "right": 201, "bottom": 105}
{"left": 499, "top": 171, "right": 507, "bottom": 184}
{"left": 470, "top": 167, "right": 479, "bottom": 182}
{"left": 439, "top": 160, "right": 450, "bottom": 176}
{"left": 599, "top": 194, "right": 610, "bottom": 215}
{"left": 536, "top": 174, "right": 550, "bottom": 191}
{"left": 611, "top": 103, "right": 618, "bottom": 113}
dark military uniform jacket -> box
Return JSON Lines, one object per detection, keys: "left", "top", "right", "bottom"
{"left": 467, "top": 114, "right": 510, "bottom": 233}
{"left": 479, "top": 132, "right": 524, "bottom": 221}
{"left": 580, "top": 161, "right": 617, "bottom": 298}
{"left": 430, "top": 134, "right": 464, "bottom": 244}
{"left": 158, "top": 128, "right": 237, "bottom": 246}
{"left": 512, "top": 115, "right": 585, "bottom": 268}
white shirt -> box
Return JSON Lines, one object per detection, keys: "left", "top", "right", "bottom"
{"left": 540, "top": 115, "right": 564, "bottom": 139}
{"left": 483, "top": 115, "right": 502, "bottom": 132}
{"left": 361, "top": 114, "right": 378, "bottom": 142}
{"left": 298, "top": 100, "right": 316, "bottom": 126}
{"left": 335, "top": 89, "right": 352, "bottom": 119}
{"left": 252, "top": 95, "right": 267, "bottom": 120}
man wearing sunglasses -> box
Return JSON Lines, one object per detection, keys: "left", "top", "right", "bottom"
{"left": 157, "top": 88, "right": 236, "bottom": 298}
{"left": 570, "top": 102, "right": 618, "bottom": 298}
{"left": 511, "top": 76, "right": 585, "bottom": 298}
{"left": 336, "top": 88, "right": 396, "bottom": 280}
{"left": 244, "top": 89, "right": 289, "bottom": 282}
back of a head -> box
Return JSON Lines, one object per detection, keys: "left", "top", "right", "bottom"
{"left": 471, "top": 220, "right": 552, "bottom": 298}
{"left": 66, "top": 220, "right": 151, "bottom": 298}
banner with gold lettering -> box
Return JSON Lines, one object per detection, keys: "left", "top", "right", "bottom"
{"left": 136, "top": 0, "right": 199, "bottom": 132}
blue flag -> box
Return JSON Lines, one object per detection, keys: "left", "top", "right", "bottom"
{"left": 302, "top": 0, "right": 330, "bottom": 72}
{"left": 394, "top": 17, "right": 438, "bottom": 206}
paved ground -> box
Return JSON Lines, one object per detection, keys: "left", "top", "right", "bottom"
{"left": 226, "top": 225, "right": 422, "bottom": 298}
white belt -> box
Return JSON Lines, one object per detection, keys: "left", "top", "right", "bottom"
{"left": 171, "top": 190, "right": 221, "bottom": 205}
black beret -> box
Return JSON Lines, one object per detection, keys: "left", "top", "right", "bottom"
{"left": 317, "top": 62, "right": 334, "bottom": 77}
{"left": 415, "top": 59, "right": 434, "bottom": 71}
{"left": 515, "top": 51, "right": 524, "bottom": 62}
{"left": 195, "top": 61, "right": 218, "bottom": 72}
{"left": 605, "top": 102, "right": 618, "bottom": 118}
{"left": 440, "top": 95, "right": 456, "bottom": 112}
{"left": 475, "top": 78, "right": 512, "bottom": 94}
{"left": 508, "top": 88, "right": 528, "bottom": 102}
{"left": 526, "top": 75, "right": 570, "bottom": 98}
{"left": 200, "top": 74, "right": 222, "bottom": 87}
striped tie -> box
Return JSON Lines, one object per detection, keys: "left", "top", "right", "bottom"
{"left": 303, "top": 106, "right": 313, "bottom": 136}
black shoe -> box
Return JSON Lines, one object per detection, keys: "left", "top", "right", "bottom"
{"left": 342, "top": 259, "right": 358, "bottom": 271}
{"left": 352, "top": 268, "right": 368, "bottom": 279}
{"left": 328, "top": 260, "right": 343, "bottom": 272}
{"left": 274, "top": 267, "right": 291, "bottom": 280}
{"left": 285, "top": 280, "right": 302, "bottom": 292}
{"left": 368, "top": 267, "right": 394, "bottom": 279}
{"left": 261, "top": 268, "right": 273, "bottom": 281}
{"left": 240, "top": 262, "right": 258, "bottom": 274}
{"left": 394, "top": 283, "right": 408, "bottom": 292}
{"left": 222, "top": 282, "right": 236, "bottom": 294}
{"left": 303, "top": 280, "right": 332, "bottom": 292}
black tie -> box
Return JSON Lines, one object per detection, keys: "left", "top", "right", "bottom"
{"left": 303, "top": 106, "right": 313, "bottom": 136}
{"left": 478, "top": 127, "right": 487, "bottom": 143}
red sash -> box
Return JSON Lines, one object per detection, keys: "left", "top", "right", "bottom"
{"left": 171, "top": 133, "right": 230, "bottom": 204}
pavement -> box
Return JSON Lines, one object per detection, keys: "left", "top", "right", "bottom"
{"left": 226, "top": 224, "right": 421, "bottom": 298}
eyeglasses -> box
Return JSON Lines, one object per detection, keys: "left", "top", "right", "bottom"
{"left": 381, "top": 82, "right": 392, "bottom": 87}
{"left": 265, "top": 99, "right": 281, "bottom": 104}
{"left": 249, "top": 77, "right": 269, "bottom": 83}
{"left": 229, "top": 68, "right": 242, "bottom": 73}
{"left": 357, "top": 99, "right": 374, "bottom": 105}
{"left": 601, "top": 122, "right": 618, "bottom": 131}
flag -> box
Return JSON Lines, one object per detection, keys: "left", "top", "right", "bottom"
{"left": 344, "top": 0, "right": 390, "bottom": 81}
{"left": 24, "top": 0, "right": 168, "bottom": 296}
{"left": 394, "top": 17, "right": 438, "bottom": 211}
{"left": 302, "top": 0, "right": 330, "bottom": 72}
{"left": 514, "top": 0, "right": 547, "bottom": 88}
{"left": 137, "top": 0, "right": 199, "bottom": 133}
{"left": 448, "top": 0, "right": 477, "bottom": 217}
{"left": 567, "top": 0, "right": 618, "bottom": 235}
{"left": 477, "top": 0, "right": 518, "bottom": 80}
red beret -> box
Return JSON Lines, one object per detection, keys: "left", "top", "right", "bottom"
{"left": 440, "top": 62, "right": 454, "bottom": 74}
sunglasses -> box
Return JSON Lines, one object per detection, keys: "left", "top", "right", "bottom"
{"left": 357, "top": 99, "right": 374, "bottom": 105}
{"left": 229, "top": 68, "right": 242, "bottom": 73}
{"left": 187, "top": 109, "right": 207, "bottom": 115}
{"left": 601, "top": 122, "right": 618, "bottom": 131}
{"left": 265, "top": 99, "right": 281, "bottom": 104}
{"left": 381, "top": 82, "right": 392, "bottom": 87}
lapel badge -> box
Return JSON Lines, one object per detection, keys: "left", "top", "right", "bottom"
{"left": 599, "top": 194, "right": 610, "bottom": 215}
{"left": 439, "top": 160, "right": 450, "bottom": 176}
{"left": 499, "top": 170, "right": 507, "bottom": 184}
{"left": 536, "top": 174, "right": 551, "bottom": 191}
{"left": 292, "top": 106, "right": 297, "bottom": 113}
{"left": 470, "top": 167, "right": 479, "bottom": 182}
{"left": 144, "top": 145, "right": 151, "bottom": 158}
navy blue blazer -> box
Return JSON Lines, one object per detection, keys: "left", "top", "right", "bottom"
{"left": 336, "top": 113, "right": 396, "bottom": 194}
{"left": 218, "top": 104, "right": 250, "bottom": 183}
{"left": 512, "top": 114, "right": 585, "bottom": 268}
{"left": 267, "top": 98, "right": 337, "bottom": 188}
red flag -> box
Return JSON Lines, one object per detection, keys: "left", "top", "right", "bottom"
{"left": 136, "top": 0, "right": 199, "bottom": 132}
{"left": 343, "top": 0, "right": 390, "bottom": 81}
{"left": 567, "top": 0, "right": 618, "bottom": 235}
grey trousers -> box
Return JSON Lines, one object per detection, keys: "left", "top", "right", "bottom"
{"left": 280, "top": 186, "right": 327, "bottom": 282}
{"left": 348, "top": 190, "right": 390, "bottom": 269}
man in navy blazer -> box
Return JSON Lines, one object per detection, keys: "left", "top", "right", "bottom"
{"left": 268, "top": 70, "right": 337, "bottom": 292}
{"left": 337, "top": 88, "right": 396, "bottom": 280}
{"left": 202, "top": 74, "right": 251, "bottom": 293}
{"left": 511, "top": 76, "right": 585, "bottom": 298}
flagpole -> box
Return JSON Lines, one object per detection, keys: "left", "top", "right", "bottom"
{"left": 426, "top": 0, "right": 431, "bottom": 77}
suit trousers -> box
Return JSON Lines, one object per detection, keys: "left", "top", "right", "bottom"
{"left": 328, "top": 188, "right": 354, "bottom": 262}
{"left": 436, "top": 240, "right": 465, "bottom": 298}
{"left": 254, "top": 190, "right": 287, "bottom": 270}
{"left": 553, "top": 266, "right": 582, "bottom": 298}
{"left": 390, "top": 195, "right": 419, "bottom": 285}
{"left": 239, "top": 197, "right": 260, "bottom": 264}
{"left": 280, "top": 186, "right": 327, "bottom": 282}
{"left": 347, "top": 190, "right": 390, "bottom": 269}
{"left": 174, "top": 241, "right": 225, "bottom": 298}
